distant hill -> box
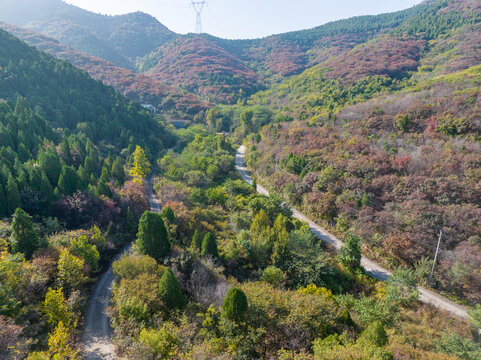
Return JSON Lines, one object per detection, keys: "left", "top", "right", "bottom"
{"left": 0, "top": 0, "right": 176, "bottom": 68}
{"left": 0, "top": 22, "right": 208, "bottom": 118}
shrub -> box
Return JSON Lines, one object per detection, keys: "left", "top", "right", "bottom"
{"left": 261, "top": 266, "right": 285, "bottom": 287}
{"left": 138, "top": 323, "right": 178, "bottom": 359}
{"left": 337, "top": 234, "right": 362, "bottom": 272}
{"left": 113, "top": 253, "right": 159, "bottom": 280}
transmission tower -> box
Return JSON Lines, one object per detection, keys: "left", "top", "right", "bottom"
{"left": 190, "top": 1, "right": 207, "bottom": 34}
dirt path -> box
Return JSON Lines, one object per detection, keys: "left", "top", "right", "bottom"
{"left": 82, "top": 176, "right": 160, "bottom": 359}
{"left": 235, "top": 146, "right": 469, "bottom": 320}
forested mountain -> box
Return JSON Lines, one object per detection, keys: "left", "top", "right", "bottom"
{"left": 0, "top": 0, "right": 176, "bottom": 68}
{"left": 0, "top": 22, "right": 208, "bottom": 118}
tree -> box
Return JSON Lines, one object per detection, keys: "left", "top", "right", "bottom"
{"left": 47, "top": 321, "right": 78, "bottom": 360}
{"left": 358, "top": 321, "right": 388, "bottom": 347}
{"left": 57, "top": 166, "right": 79, "bottom": 196}
{"left": 39, "top": 151, "right": 62, "bottom": 186}
{"left": 6, "top": 175, "right": 21, "bottom": 215}
{"left": 261, "top": 266, "right": 285, "bottom": 287}
{"left": 160, "top": 206, "right": 175, "bottom": 223}
{"left": 137, "top": 211, "right": 170, "bottom": 262}
{"left": 201, "top": 232, "right": 218, "bottom": 257}
{"left": 0, "top": 184, "right": 6, "bottom": 217}
{"left": 138, "top": 323, "right": 178, "bottom": 359}
{"left": 42, "top": 288, "right": 72, "bottom": 328}
{"left": 240, "top": 109, "right": 254, "bottom": 135}
{"left": 158, "top": 268, "right": 185, "bottom": 310}
{"left": 222, "top": 287, "right": 248, "bottom": 322}
{"left": 386, "top": 266, "right": 418, "bottom": 306}
{"left": 130, "top": 146, "right": 151, "bottom": 184}
{"left": 56, "top": 249, "right": 87, "bottom": 293}
{"left": 10, "top": 208, "right": 39, "bottom": 259}
{"left": 191, "top": 230, "right": 203, "bottom": 250}
{"left": 337, "top": 233, "right": 362, "bottom": 272}
{"left": 111, "top": 157, "right": 125, "bottom": 184}
{"left": 70, "top": 236, "right": 100, "bottom": 273}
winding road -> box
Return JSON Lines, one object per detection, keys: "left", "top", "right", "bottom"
{"left": 82, "top": 176, "right": 161, "bottom": 359}
{"left": 235, "top": 145, "right": 469, "bottom": 320}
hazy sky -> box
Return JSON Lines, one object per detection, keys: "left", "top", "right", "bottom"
{"left": 64, "top": 0, "right": 424, "bottom": 39}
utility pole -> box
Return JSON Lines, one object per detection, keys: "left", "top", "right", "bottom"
{"left": 430, "top": 229, "right": 443, "bottom": 278}
{"left": 190, "top": 1, "right": 207, "bottom": 34}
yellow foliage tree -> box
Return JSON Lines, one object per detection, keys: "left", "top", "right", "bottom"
{"left": 130, "top": 146, "right": 151, "bottom": 185}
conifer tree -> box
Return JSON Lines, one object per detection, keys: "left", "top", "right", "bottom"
{"left": 125, "top": 207, "right": 136, "bottom": 235}
{"left": 201, "top": 232, "right": 218, "bottom": 257}
{"left": 39, "top": 151, "right": 62, "bottom": 186}
{"left": 137, "top": 211, "right": 170, "bottom": 262}
{"left": 57, "top": 166, "right": 79, "bottom": 195}
{"left": 191, "top": 230, "right": 203, "bottom": 250}
{"left": 40, "top": 172, "right": 53, "bottom": 200}
{"left": 222, "top": 287, "right": 248, "bottom": 322}
{"left": 160, "top": 206, "right": 175, "bottom": 223}
{"left": 0, "top": 184, "right": 6, "bottom": 217}
{"left": 6, "top": 175, "right": 21, "bottom": 215}
{"left": 158, "top": 268, "right": 185, "bottom": 310}
{"left": 10, "top": 208, "right": 39, "bottom": 259}
{"left": 111, "top": 157, "right": 125, "bottom": 184}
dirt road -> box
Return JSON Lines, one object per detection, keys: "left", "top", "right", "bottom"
{"left": 235, "top": 145, "right": 469, "bottom": 320}
{"left": 82, "top": 176, "right": 161, "bottom": 359}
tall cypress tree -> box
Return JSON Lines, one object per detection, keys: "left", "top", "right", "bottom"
{"left": 111, "top": 157, "right": 125, "bottom": 184}
{"left": 57, "top": 166, "right": 79, "bottom": 195}
{"left": 0, "top": 184, "right": 6, "bottom": 217}
{"left": 137, "top": 211, "right": 170, "bottom": 262}
{"left": 158, "top": 268, "right": 185, "bottom": 310}
{"left": 222, "top": 287, "right": 248, "bottom": 322}
{"left": 6, "top": 175, "right": 21, "bottom": 215}
{"left": 201, "top": 232, "right": 219, "bottom": 257}
{"left": 10, "top": 208, "right": 39, "bottom": 259}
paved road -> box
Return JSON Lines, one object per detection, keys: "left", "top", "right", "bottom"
{"left": 235, "top": 146, "right": 469, "bottom": 320}
{"left": 82, "top": 176, "right": 161, "bottom": 359}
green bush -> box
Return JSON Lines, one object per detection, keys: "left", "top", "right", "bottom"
{"left": 137, "top": 211, "right": 170, "bottom": 262}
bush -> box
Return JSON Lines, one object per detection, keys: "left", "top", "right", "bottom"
{"left": 113, "top": 253, "right": 159, "bottom": 280}
{"left": 337, "top": 234, "right": 362, "bottom": 272}
{"left": 222, "top": 287, "right": 248, "bottom": 322}
{"left": 261, "top": 266, "right": 285, "bottom": 287}
{"left": 138, "top": 323, "right": 178, "bottom": 359}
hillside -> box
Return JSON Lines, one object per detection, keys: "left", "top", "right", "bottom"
{"left": 0, "top": 0, "right": 176, "bottom": 68}
{"left": 0, "top": 26, "right": 177, "bottom": 358}
{"left": 0, "top": 22, "right": 208, "bottom": 118}
{"left": 239, "top": 0, "right": 481, "bottom": 306}
{"left": 141, "top": 35, "right": 262, "bottom": 103}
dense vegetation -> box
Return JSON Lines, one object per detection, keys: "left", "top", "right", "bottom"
{"left": 1, "top": 0, "right": 481, "bottom": 358}
{"left": 0, "top": 25, "right": 169, "bottom": 358}
{"left": 108, "top": 129, "right": 480, "bottom": 360}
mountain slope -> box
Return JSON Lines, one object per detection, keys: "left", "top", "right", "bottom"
{"left": 0, "top": 22, "right": 208, "bottom": 118}
{"left": 0, "top": 0, "right": 176, "bottom": 68}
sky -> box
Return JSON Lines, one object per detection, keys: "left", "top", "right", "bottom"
{"left": 64, "top": 0, "right": 425, "bottom": 39}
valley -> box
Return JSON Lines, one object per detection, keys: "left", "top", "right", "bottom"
{"left": 0, "top": 0, "right": 480, "bottom": 359}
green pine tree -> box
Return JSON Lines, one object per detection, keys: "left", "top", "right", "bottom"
{"left": 158, "top": 268, "right": 185, "bottom": 310}
{"left": 222, "top": 287, "right": 248, "bottom": 322}
{"left": 6, "top": 175, "right": 21, "bottom": 215}
{"left": 10, "top": 208, "right": 39, "bottom": 259}
{"left": 201, "top": 232, "right": 218, "bottom": 257}
{"left": 57, "top": 166, "right": 79, "bottom": 195}
{"left": 111, "top": 157, "right": 125, "bottom": 184}
{"left": 137, "top": 211, "right": 170, "bottom": 262}
{"left": 191, "top": 230, "right": 203, "bottom": 250}
{"left": 160, "top": 206, "right": 175, "bottom": 223}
